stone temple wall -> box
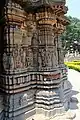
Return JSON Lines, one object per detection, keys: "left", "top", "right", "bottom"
{"left": 0, "top": 0, "right": 71, "bottom": 120}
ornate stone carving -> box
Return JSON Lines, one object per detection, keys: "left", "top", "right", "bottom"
{"left": 19, "top": 94, "right": 28, "bottom": 106}
{"left": 0, "top": 0, "right": 70, "bottom": 120}
{"left": 3, "top": 53, "right": 14, "bottom": 70}
{"left": 3, "top": 53, "right": 8, "bottom": 70}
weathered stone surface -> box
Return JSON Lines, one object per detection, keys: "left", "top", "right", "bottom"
{"left": 0, "top": 0, "right": 71, "bottom": 120}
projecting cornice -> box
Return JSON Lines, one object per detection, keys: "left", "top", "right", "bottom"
{"left": 13, "top": 0, "right": 66, "bottom": 12}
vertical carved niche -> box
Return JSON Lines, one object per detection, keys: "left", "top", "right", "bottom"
{"left": 35, "top": 7, "right": 58, "bottom": 70}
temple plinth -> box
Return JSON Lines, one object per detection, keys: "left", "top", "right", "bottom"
{"left": 0, "top": 0, "right": 72, "bottom": 120}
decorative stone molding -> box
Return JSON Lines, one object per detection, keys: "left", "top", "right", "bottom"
{"left": 0, "top": 0, "right": 71, "bottom": 120}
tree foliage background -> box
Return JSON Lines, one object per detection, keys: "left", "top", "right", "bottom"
{"left": 61, "top": 16, "right": 80, "bottom": 54}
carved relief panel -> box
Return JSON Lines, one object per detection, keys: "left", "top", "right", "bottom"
{"left": 38, "top": 47, "right": 58, "bottom": 69}
{"left": 3, "top": 52, "right": 14, "bottom": 70}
